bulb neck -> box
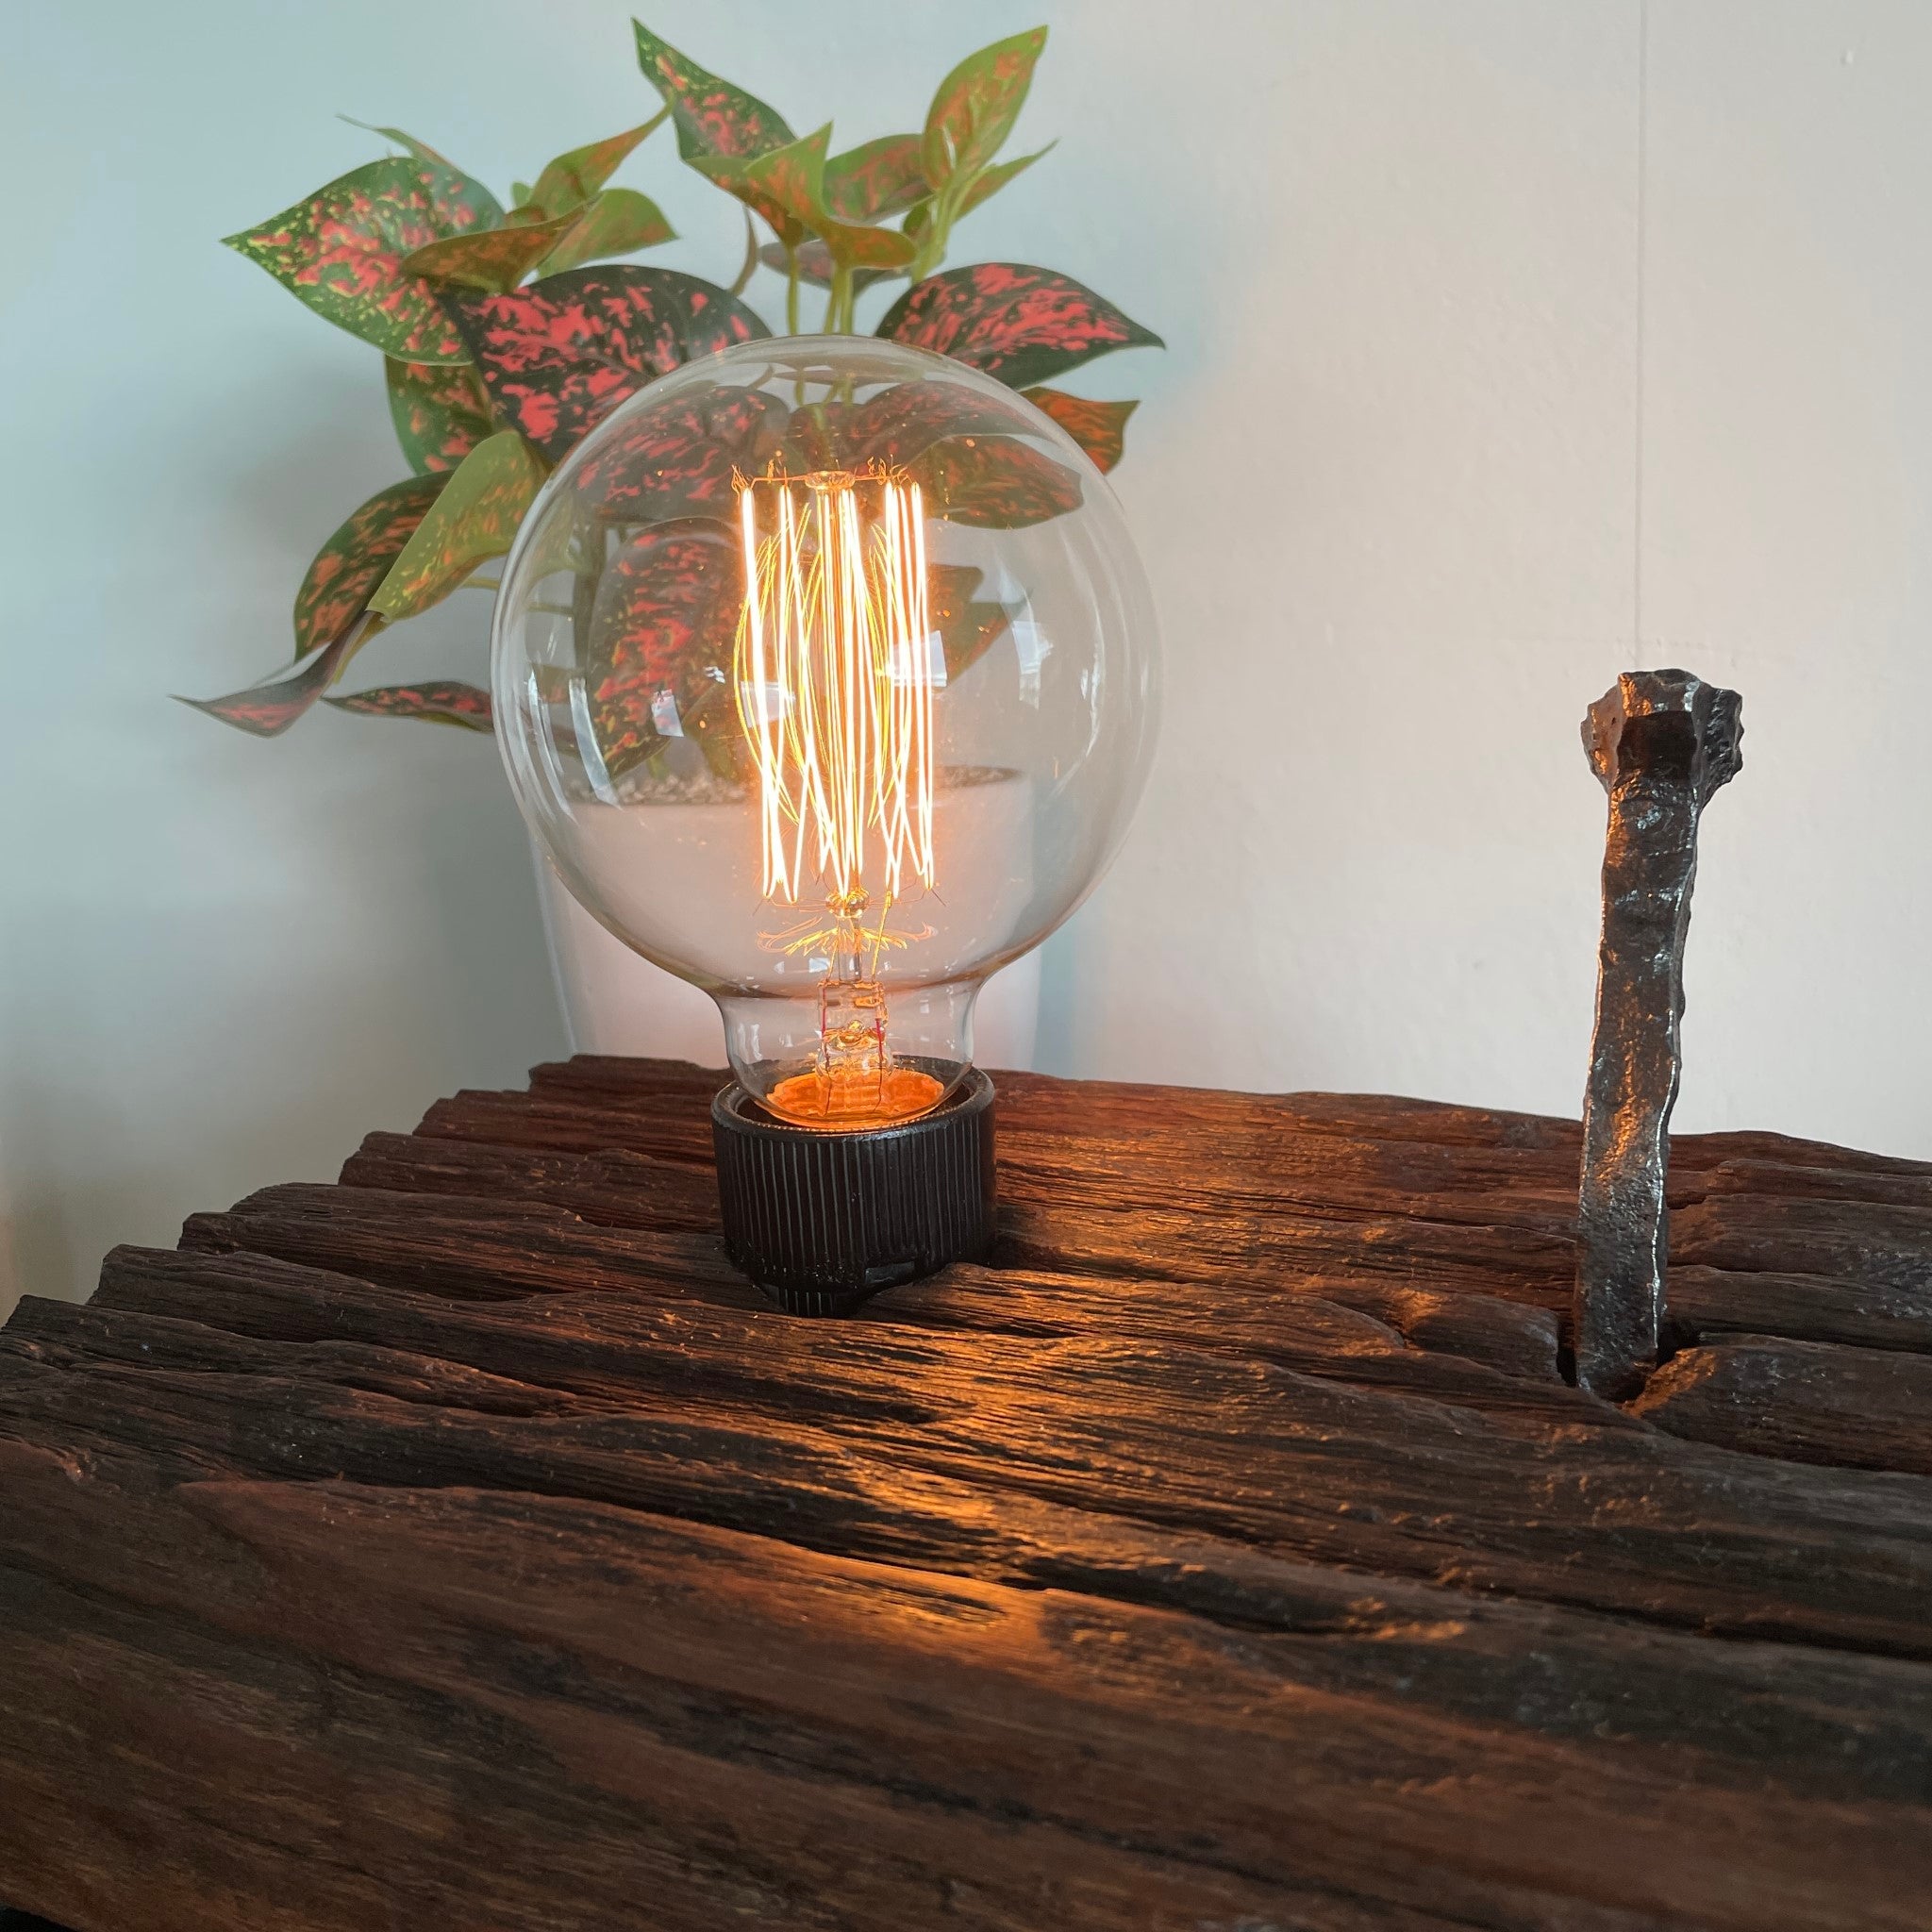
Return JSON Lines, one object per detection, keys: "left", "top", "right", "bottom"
{"left": 715, "top": 975, "right": 983, "bottom": 1131}
{"left": 754, "top": 973, "right": 941, "bottom": 1129}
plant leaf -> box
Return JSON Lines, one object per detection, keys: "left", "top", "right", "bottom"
{"left": 441, "top": 265, "right": 771, "bottom": 463}
{"left": 923, "top": 27, "right": 1047, "bottom": 192}
{"left": 225, "top": 156, "right": 503, "bottom": 363}
{"left": 633, "top": 20, "right": 794, "bottom": 162}
{"left": 586, "top": 519, "right": 744, "bottom": 777}
{"left": 527, "top": 121, "right": 661, "bottom": 218}
{"left": 179, "top": 610, "right": 382, "bottom": 738}
{"left": 370, "top": 430, "right": 546, "bottom": 622}
{"left": 510, "top": 178, "right": 534, "bottom": 206}
{"left": 386, "top": 358, "right": 495, "bottom": 474}
{"left": 573, "top": 384, "right": 788, "bottom": 523}
{"left": 908, "top": 432, "right": 1082, "bottom": 528}
{"left": 957, "top": 142, "right": 1054, "bottom": 217}
{"left": 776, "top": 403, "right": 842, "bottom": 475}
{"left": 824, "top": 134, "right": 928, "bottom": 222}
{"left": 340, "top": 118, "right": 455, "bottom": 167}
{"left": 738, "top": 126, "right": 916, "bottom": 269}
{"left": 676, "top": 671, "right": 755, "bottom": 783}
{"left": 818, "top": 222, "right": 917, "bottom": 272}
{"left": 839, "top": 378, "right": 1024, "bottom": 468}
{"left": 325, "top": 681, "right": 493, "bottom": 730}
{"left": 1021, "top": 387, "right": 1137, "bottom": 473}
{"left": 689, "top": 152, "right": 808, "bottom": 252}
{"left": 403, "top": 208, "right": 587, "bottom": 292}
{"left": 878, "top": 262, "right": 1161, "bottom": 389}
{"left": 757, "top": 238, "right": 895, "bottom": 294}
{"left": 292, "top": 474, "right": 449, "bottom": 657}
{"left": 537, "top": 188, "right": 675, "bottom": 275}
{"left": 930, "top": 563, "right": 1013, "bottom": 682}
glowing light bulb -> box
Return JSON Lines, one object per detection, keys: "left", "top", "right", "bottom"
{"left": 494, "top": 335, "right": 1158, "bottom": 1306}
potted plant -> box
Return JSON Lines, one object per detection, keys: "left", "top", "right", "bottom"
{"left": 189, "top": 19, "right": 1161, "bottom": 1066}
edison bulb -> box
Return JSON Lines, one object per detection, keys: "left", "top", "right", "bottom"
{"left": 493, "top": 335, "right": 1159, "bottom": 1130}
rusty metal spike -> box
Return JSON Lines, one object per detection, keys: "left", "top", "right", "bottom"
{"left": 1573, "top": 669, "right": 1743, "bottom": 1400}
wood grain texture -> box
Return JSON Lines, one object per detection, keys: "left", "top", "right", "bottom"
{"left": 3, "top": 1057, "right": 1930, "bottom": 1931}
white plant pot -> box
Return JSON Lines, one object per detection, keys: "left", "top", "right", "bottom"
{"left": 532, "top": 845, "right": 1042, "bottom": 1072}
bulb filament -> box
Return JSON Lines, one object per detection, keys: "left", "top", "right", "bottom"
{"left": 735, "top": 465, "right": 944, "bottom": 1128}
{"left": 737, "top": 468, "right": 938, "bottom": 905}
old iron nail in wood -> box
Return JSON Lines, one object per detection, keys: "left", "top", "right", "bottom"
{"left": 1574, "top": 669, "right": 1742, "bottom": 1399}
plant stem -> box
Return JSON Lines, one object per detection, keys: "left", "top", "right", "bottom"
{"left": 784, "top": 244, "right": 801, "bottom": 336}
{"left": 910, "top": 169, "right": 973, "bottom": 281}
{"left": 828, "top": 260, "right": 854, "bottom": 335}
{"left": 728, "top": 209, "right": 758, "bottom": 296}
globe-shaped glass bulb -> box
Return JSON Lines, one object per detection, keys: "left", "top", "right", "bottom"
{"left": 493, "top": 335, "right": 1160, "bottom": 1129}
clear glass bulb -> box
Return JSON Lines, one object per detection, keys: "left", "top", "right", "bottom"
{"left": 493, "top": 335, "right": 1160, "bottom": 1128}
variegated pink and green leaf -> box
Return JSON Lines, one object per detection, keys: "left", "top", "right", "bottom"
{"left": 814, "top": 218, "right": 917, "bottom": 273}
{"left": 909, "top": 432, "right": 1082, "bottom": 528}
{"left": 525, "top": 120, "right": 663, "bottom": 218}
{"left": 922, "top": 27, "right": 1046, "bottom": 192}
{"left": 776, "top": 402, "right": 842, "bottom": 476}
{"left": 879, "top": 262, "right": 1161, "bottom": 389}
{"left": 440, "top": 266, "right": 770, "bottom": 463}
{"left": 586, "top": 520, "right": 744, "bottom": 776}
{"left": 386, "top": 358, "right": 495, "bottom": 475}
{"left": 292, "top": 473, "right": 450, "bottom": 656}
{"left": 675, "top": 670, "right": 755, "bottom": 783}
{"left": 325, "top": 681, "right": 494, "bottom": 731}
{"left": 340, "top": 119, "right": 456, "bottom": 168}
{"left": 957, "top": 143, "right": 1053, "bottom": 218}
{"left": 536, "top": 189, "right": 675, "bottom": 277}
{"left": 225, "top": 156, "right": 502, "bottom": 363}
{"left": 573, "top": 385, "right": 788, "bottom": 524}
{"left": 402, "top": 208, "right": 589, "bottom": 293}
{"left": 905, "top": 148, "right": 1046, "bottom": 241}
{"left": 1021, "top": 387, "right": 1137, "bottom": 473}
{"left": 824, "top": 134, "right": 928, "bottom": 222}
{"left": 179, "top": 610, "right": 382, "bottom": 738}
{"left": 633, "top": 20, "right": 794, "bottom": 162}
{"left": 736, "top": 126, "right": 916, "bottom": 270}
{"left": 840, "top": 379, "right": 1026, "bottom": 469}
{"left": 688, "top": 152, "right": 808, "bottom": 253}
{"left": 930, "top": 563, "right": 1013, "bottom": 683}
{"left": 370, "top": 430, "right": 547, "bottom": 622}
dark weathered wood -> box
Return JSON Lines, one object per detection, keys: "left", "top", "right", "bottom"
{"left": 1671, "top": 1191, "right": 1932, "bottom": 1289}
{"left": 8, "top": 1258, "right": 1929, "bottom": 1660}
{"left": 1666, "top": 1261, "right": 1932, "bottom": 1354}
{"left": 338, "top": 1127, "right": 1574, "bottom": 1388}
{"left": 1632, "top": 1333, "right": 1932, "bottom": 1474}
{"left": 4, "top": 1058, "right": 1931, "bottom": 1932}
{"left": 9, "top": 1289, "right": 1931, "bottom": 1793}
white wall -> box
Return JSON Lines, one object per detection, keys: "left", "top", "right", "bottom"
{"left": 4, "top": 1, "right": 1929, "bottom": 1315}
